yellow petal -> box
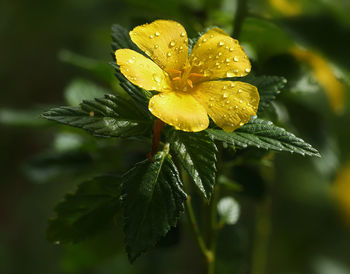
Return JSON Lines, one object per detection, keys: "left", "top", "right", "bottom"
{"left": 189, "top": 28, "right": 251, "bottom": 80}
{"left": 149, "top": 92, "right": 209, "bottom": 132}
{"left": 129, "top": 20, "right": 189, "bottom": 72}
{"left": 192, "top": 81, "right": 259, "bottom": 132}
{"left": 115, "top": 49, "right": 171, "bottom": 92}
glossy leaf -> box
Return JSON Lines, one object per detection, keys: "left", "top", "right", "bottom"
{"left": 208, "top": 118, "right": 320, "bottom": 157}
{"left": 47, "top": 175, "right": 122, "bottom": 244}
{"left": 42, "top": 94, "right": 152, "bottom": 138}
{"left": 168, "top": 129, "right": 217, "bottom": 200}
{"left": 122, "top": 146, "right": 186, "bottom": 262}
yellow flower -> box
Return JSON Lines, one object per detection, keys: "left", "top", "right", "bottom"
{"left": 115, "top": 20, "right": 259, "bottom": 132}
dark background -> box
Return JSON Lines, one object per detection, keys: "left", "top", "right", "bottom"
{"left": 1, "top": 0, "right": 350, "bottom": 273}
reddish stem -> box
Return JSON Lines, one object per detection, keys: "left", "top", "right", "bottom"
{"left": 147, "top": 119, "right": 164, "bottom": 162}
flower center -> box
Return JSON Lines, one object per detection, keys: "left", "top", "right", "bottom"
{"left": 166, "top": 66, "right": 205, "bottom": 92}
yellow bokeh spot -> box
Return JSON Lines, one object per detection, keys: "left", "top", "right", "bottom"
{"left": 268, "top": 0, "right": 302, "bottom": 17}
{"left": 291, "top": 47, "right": 346, "bottom": 114}
{"left": 333, "top": 163, "right": 350, "bottom": 225}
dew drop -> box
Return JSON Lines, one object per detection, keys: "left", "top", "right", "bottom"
{"left": 179, "top": 46, "right": 184, "bottom": 50}
{"left": 180, "top": 32, "right": 186, "bottom": 37}
{"left": 223, "top": 114, "right": 227, "bottom": 118}
{"left": 210, "top": 34, "right": 214, "bottom": 38}
{"left": 149, "top": 107, "right": 153, "bottom": 111}
{"left": 209, "top": 97, "right": 215, "bottom": 101}
{"left": 128, "top": 56, "right": 136, "bottom": 64}
{"left": 222, "top": 85, "right": 227, "bottom": 90}
{"left": 203, "top": 38, "right": 207, "bottom": 42}
{"left": 230, "top": 123, "right": 235, "bottom": 127}
{"left": 230, "top": 83, "right": 235, "bottom": 88}
{"left": 169, "top": 40, "right": 176, "bottom": 47}
{"left": 234, "top": 57, "right": 239, "bottom": 62}
{"left": 153, "top": 73, "right": 161, "bottom": 83}
{"left": 218, "top": 41, "right": 224, "bottom": 47}
{"left": 208, "top": 54, "right": 213, "bottom": 59}
{"left": 235, "top": 105, "right": 238, "bottom": 109}
{"left": 229, "top": 47, "right": 234, "bottom": 52}
{"left": 154, "top": 44, "right": 159, "bottom": 49}
{"left": 167, "top": 52, "right": 172, "bottom": 57}
{"left": 239, "top": 100, "right": 243, "bottom": 103}
{"left": 223, "top": 93, "right": 228, "bottom": 98}
{"left": 245, "top": 68, "right": 250, "bottom": 73}
{"left": 226, "top": 100, "right": 230, "bottom": 104}
{"left": 229, "top": 106, "right": 233, "bottom": 110}
{"left": 149, "top": 34, "right": 154, "bottom": 39}
{"left": 155, "top": 31, "right": 160, "bottom": 37}
{"left": 209, "top": 103, "right": 213, "bottom": 108}
{"left": 238, "top": 89, "right": 242, "bottom": 93}
{"left": 225, "top": 58, "right": 230, "bottom": 63}
{"left": 239, "top": 122, "right": 244, "bottom": 126}
{"left": 218, "top": 52, "right": 222, "bottom": 56}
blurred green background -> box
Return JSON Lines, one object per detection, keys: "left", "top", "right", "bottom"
{"left": 1, "top": 0, "right": 350, "bottom": 273}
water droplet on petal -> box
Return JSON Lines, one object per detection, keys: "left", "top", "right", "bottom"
{"left": 223, "top": 93, "right": 228, "bottom": 98}
{"left": 223, "top": 114, "right": 227, "bottom": 118}
{"left": 210, "top": 34, "right": 214, "bottom": 38}
{"left": 209, "top": 103, "right": 213, "bottom": 108}
{"left": 229, "top": 47, "right": 234, "bottom": 52}
{"left": 235, "top": 105, "right": 238, "bottom": 109}
{"left": 180, "top": 32, "right": 186, "bottom": 37}
{"left": 169, "top": 40, "right": 176, "bottom": 47}
{"left": 226, "top": 100, "right": 230, "bottom": 104}
{"left": 210, "top": 97, "right": 214, "bottom": 101}
{"left": 222, "top": 85, "right": 227, "bottom": 90}
{"left": 238, "top": 89, "right": 242, "bottom": 93}
{"left": 218, "top": 52, "right": 222, "bottom": 56}
{"left": 239, "top": 122, "right": 244, "bottom": 126}
{"left": 218, "top": 41, "right": 224, "bottom": 47}
{"left": 234, "top": 57, "right": 239, "bottom": 62}
{"left": 203, "top": 38, "right": 207, "bottom": 42}
{"left": 239, "top": 100, "right": 243, "bottom": 103}
{"left": 154, "top": 44, "right": 159, "bottom": 49}
{"left": 153, "top": 73, "right": 161, "bottom": 83}
{"left": 245, "top": 68, "right": 250, "bottom": 73}
{"left": 128, "top": 56, "right": 136, "bottom": 63}
{"left": 230, "top": 83, "right": 235, "bottom": 88}
{"left": 149, "top": 34, "right": 154, "bottom": 39}
{"left": 225, "top": 58, "right": 230, "bottom": 63}
{"left": 167, "top": 52, "right": 172, "bottom": 57}
{"left": 155, "top": 31, "right": 160, "bottom": 37}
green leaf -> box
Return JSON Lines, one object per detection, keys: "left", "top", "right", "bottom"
{"left": 122, "top": 145, "right": 187, "bottom": 262}
{"left": 242, "top": 75, "right": 287, "bottom": 113}
{"left": 47, "top": 175, "right": 121, "bottom": 244}
{"left": 64, "top": 79, "right": 106, "bottom": 106}
{"left": 168, "top": 129, "right": 217, "bottom": 200}
{"left": 42, "top": 94, "right": 152, "bottom": 139}
{"left": 111, "top": 24, "right": 143, "bottom": 54}
{"left": 207, "top": 118, "right": 321, "bottom": 157}
{"left": 111, "top": 24, "right": 153, "bottom": 109}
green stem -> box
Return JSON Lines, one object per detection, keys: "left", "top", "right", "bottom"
{"left": 251, "top": 192, "right": 272, "bottom": 274}
{"left": 233, "top": 0, "right": 248, "bottom": 39}
{"left": 185, "top": 196, "right": 210, "bottom": 259}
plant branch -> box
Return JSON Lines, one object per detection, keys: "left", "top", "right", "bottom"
{"left": 233, "top": 0, "right": 248, "bottom": 39}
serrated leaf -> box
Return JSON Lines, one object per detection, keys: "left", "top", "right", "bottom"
{"left": 111, "top": 24, "right": 152, "bottom": 109}
{"left": 207, "top": 118, "right": 320, "bottom": 157}
{"left": 42, "top": 94, "right": 152, "bottom": 138}
{"left": 122, "top": 146, "right": 187, "bottom": 262}
{"left": 168, "top": 129, "right": 217, "bottom": 200}
{"left": 47, "top": 175, "right": 121, "bottom": 244}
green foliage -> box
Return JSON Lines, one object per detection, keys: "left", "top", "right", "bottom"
{"left": 47, "top": 175, "right": 122, "bottom": 244}
{"left": 240, "top": 75, "right": 287, "bottom": 113}
{"left": 121, "top": 145, "right": 186, "bottom": 262}
{"left": 208, "top": 118, "right": 320, "bottom": 157}
{"left": 168, "top": 129, "right": 217, "bottom": 200}
{"left": 42, "top": 94, "right": 152, "bottom": 139}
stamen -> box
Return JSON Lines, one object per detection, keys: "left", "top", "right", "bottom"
{"left": 167, "top": 69, "right": 182, "bottom": 75}
{"left": 189, "top": 73, "right": 205, "bottom": 78}
{"left": 172, "top": 76, "right": 181, "bottom": 81}
{"left": 187, "top": 79, "right": 193, "bottom": 88}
